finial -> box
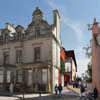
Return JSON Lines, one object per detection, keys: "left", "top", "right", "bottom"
{"left": 94, "top": 17, "right": 97, "bottom": 23}
{"left": 36, "top": 7, "right": 39, "bottom": 10}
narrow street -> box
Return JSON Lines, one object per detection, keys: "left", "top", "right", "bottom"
{"left": 18, "top": 87, "right": 80, "bottom": 100}
{"left": 27, "top": 94, "right": 79, "bottom": 100}
{"left": 22, "top": 88, "right": 80, "bottom": 100}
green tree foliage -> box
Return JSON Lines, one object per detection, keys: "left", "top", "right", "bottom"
{"left": 60, "top": 59, "right": 65, "bottom": 74}
{"left": 75, "top": 77, "right": 82, "bottom": 82}
{"left": 86, "top": 63, "right": 92, "bottom": 82}
{"left": 84, "top": 40, "right": 92, "bottom": 83}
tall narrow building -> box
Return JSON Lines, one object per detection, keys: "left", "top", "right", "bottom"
{"left": 91, "top": 18, "right": 100, "bottom": 97}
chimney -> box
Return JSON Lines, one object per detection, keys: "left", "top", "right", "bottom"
{"left": 53, "top": 9, "right": 61, "bottom": 42}
{"left": 53, "top": 9, "right": 60, "bottom": 27}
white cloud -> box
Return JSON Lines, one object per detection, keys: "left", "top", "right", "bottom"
{"left": 62, "top": 16, "right": 85, "bottom": 41}
{"left": 45, "top": 0, "right": 89, "bottom": 77}
{"left": 74, "top": 45, "right": 90, "bottom": 76}
{"left": 45, "top": 0, "right": 85, "bottom": 41}
{"left": 77, "top": 58, "right": 90, "bottom": 77}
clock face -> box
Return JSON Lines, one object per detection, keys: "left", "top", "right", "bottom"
{"left": 96, "top": 34, "right": 100, "bottom": 45}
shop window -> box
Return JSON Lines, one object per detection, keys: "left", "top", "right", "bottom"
{"left": 65, "top": 62, "right": 71, "bottom": 72}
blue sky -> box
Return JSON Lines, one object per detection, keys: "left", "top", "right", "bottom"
{"left": 0, "top": 0, "right": 99, "bottom": 76}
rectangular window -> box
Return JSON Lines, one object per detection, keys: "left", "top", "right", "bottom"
{"left": 16, "top": 71, "right": 23, "bottom": 83}
{"left": 28, "top": 70, "right": 33, "bottom": 86}
{"left": 42, "top": 69, "right": 47, "bottom": 84}
{"left": 3, "top": 52, "right": 9, "bottom": 64}
{"left": 65, "top": 62, "right": 71, "bottom": 72}
{"left": 7, "top": 71, "right": 11, "bottom": 83}
{"left": 0, "top": 71, "right": 3, "bottom": 83}
{"left": 67, "top": 63, "right": 71, "bottom": 72}
{"left": 16, "top": 50, "right": 22, "bottom": 63}
{"left": 5, "top": 34, "right": 9, "bottom": 42}
{"left": 34, "top": 47, "right": 41, "bottom": 61}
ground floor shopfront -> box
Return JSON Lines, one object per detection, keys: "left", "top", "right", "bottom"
{"left": 21, "top": 63, "right": 52, "bottom": 93}
{"left": 0, "top": 63, "right": 61, "bottom": 93}
{"left": 0, "top": 64, "right": 16, "bottom": 91}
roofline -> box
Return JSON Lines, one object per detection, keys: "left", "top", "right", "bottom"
{"left": 65, "top": 50, "right": 77, "bottom": 68}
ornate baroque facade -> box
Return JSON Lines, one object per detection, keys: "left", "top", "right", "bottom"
{"left": 0, "top": 7, "right": 61, "bottom": 93}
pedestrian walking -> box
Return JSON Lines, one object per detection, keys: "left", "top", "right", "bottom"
{"left": 38, "top": 83, "right": 41, "bottom": 97}
{"left": 55, "top": 84, "right": 58, "bottom": 95}
{"left": 58, "top": 83, "right": 62, "bottom": 96}
{"left": 80, "top": 84, "right": 85, "bottom": 96}
{"left": 9, "top": 82, "right": 14, "bottom": 94}
{"left": 93, "top": 87, "right": 98, "bottom": 99}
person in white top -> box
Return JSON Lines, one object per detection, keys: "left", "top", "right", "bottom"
{"left": 9, "top": 82, "right": 14, "bottom": 94}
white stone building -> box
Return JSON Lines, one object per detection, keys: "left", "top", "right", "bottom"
{"left": 64, "top": 50, "right": 77, "bottom": 86}
{"left": 0, "top": 7, "right": 61, "bottom": 93}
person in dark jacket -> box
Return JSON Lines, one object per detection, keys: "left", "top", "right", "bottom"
{"left": 93, "top": 87, "right": 98, "bottom": 99}
{"left": 58, "top": 83, "right": 62, "bottom": 96}
{"left": 55, "top": 84, "right": 58, "bottom": 95}
{"left": 80, "top": 84, "right": 85, "bottom": 96}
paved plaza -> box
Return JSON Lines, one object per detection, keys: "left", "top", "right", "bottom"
{"left": 0, "top": 87, "right": 80, "bottom": 100}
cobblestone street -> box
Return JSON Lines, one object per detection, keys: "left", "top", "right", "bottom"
{"left": 0, "top": 87, "right": 80, "bottom": 100}
{"left": 0, "top": 94, "right": 80, "bottom": 100}
{"left": 23, "top": 94, "right": 80, "bottom": 100}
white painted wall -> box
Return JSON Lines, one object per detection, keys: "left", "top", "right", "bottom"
{"left": 72, "top": 59, "right": 76, "bottom": 81}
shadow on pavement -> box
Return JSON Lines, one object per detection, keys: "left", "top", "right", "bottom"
{"left": 16, "top": 94, "right": 80, "bottom": 100}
